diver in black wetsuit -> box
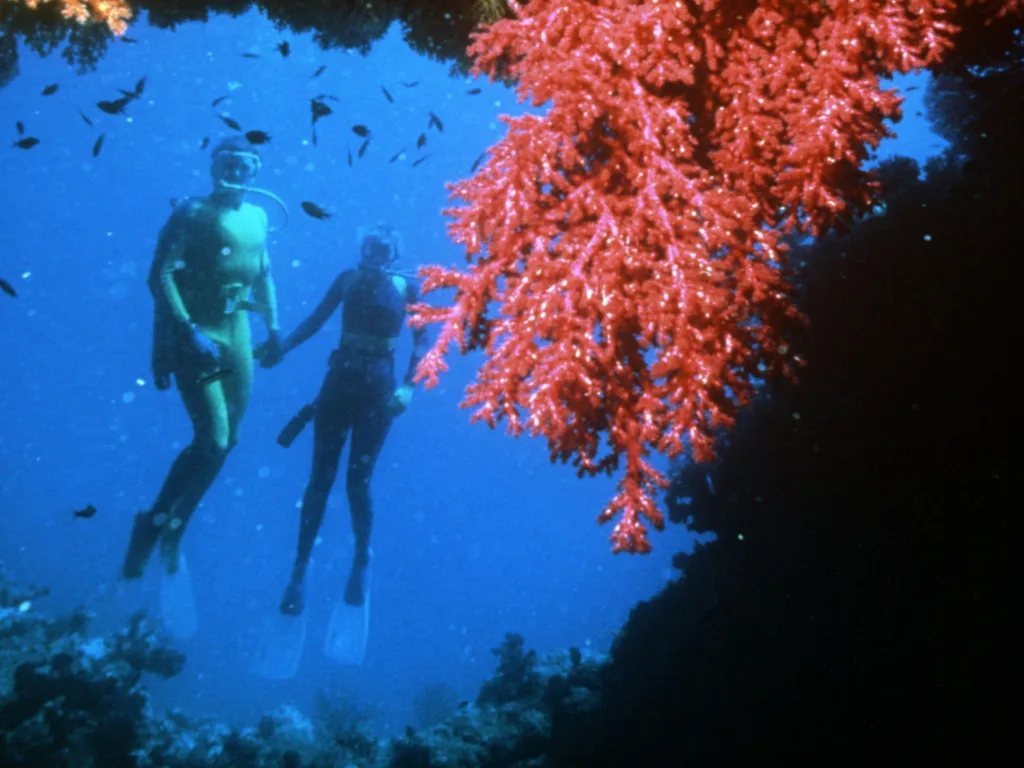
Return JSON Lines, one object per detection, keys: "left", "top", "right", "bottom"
{"left": 260, "top": 225, "right": 428, "bottom": 616}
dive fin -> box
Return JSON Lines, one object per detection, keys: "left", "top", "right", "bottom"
{"left": 160, "top": 555, "right": 198, "bottom": 640}
{"left": 323, "top": 565, "right": 371, "bottom": 666}
{"left": 250, "top": 612, "right": 307, "bottom": 680}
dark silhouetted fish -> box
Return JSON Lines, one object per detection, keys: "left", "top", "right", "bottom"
{"left": 381, "top": 85, "right": 393, "bottom": 103}
{"left": 245, "top": 130, "right": 271, "bottom": 145}
{"left": 219, "top": 115, "right": 242, "bottom": 131}
{"left": 92, "top": 133, "right": 105, "bottom": 157}
{"left": 77, "top": 109, "right": 93, "bottom": 126}
{"left": 347, "top": 148, "right": 352, "bottom": 166}
{"left": 412, "top": 155, "right": 430, "bottom": 167}
{"left": 121, "top": 36, "right": 138, "bottom": 43}
{"left": 416, "top": 132, "right": 426, "bottom": 149}
{"left": 212, "top": 95, "right": 229, "bottom": 107}
{"left": 200, "top": 136, "right": 210, "bottom": 150}
{"left": 467, "top": 88, "right": 481, "bottom": 95}
{"left": 352, "top": 124, "right": 370, "bottom": 137}
{"left": 0, "top": 278, "right": 16, "bottom": 297}
{"left": 357, "top": 139, "right": 370, "bottom": 157}
{"left": 400, "top": 81, "right": 418, "bottom": 87}
{"left": 312, "top": 65, "right": 327, "bottom": 79}
{"left": 390, "top": 147, "right": 406, "bottom": 163}
{"left": 15, "top": 121, "right": 24, "bottom": 135}
{"left": 428, "top": 112, "right": 444, "bottom": 131}
{"left": 41, "top": 83, "right": 59, "bottom": 96}
{"left": 13, "top": 137, "right": 39, "bottom": 149}
{"left": 97, "top": 96, "right": 132, "bottom": 115}
{"left": 73, "top": 504, "right": 97, "bottom": 519}
{"left": 471, "top": 152, "right": 487, "bottom": 172}
{"left": 241, "top": 52, "right": 260, "bottom": 59}
{"left": 301, "top": 201, "right": 331, "bottom": 220}
{"left": 276, "top": 41, "right": 290, "bottom": 58}
{"left": 311, "top": 98, "right": 333, "bottom": 126}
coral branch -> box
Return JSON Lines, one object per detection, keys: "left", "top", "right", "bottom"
{"left": 411, "top": 0, "right": 1022, "bottom": 553}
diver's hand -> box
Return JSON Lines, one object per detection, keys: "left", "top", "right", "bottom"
{"left": 257, "top": 329, "right": 285, "bottom": 369}
{"left": 387, "top": 384, "right": 414, "bottom": 415}
{"left": 186, "top": 322, "right": 220, "bottom": 368}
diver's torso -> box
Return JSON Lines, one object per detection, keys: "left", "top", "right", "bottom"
{"left": 177, "top": 201, "right": 267, "bottom": 342}
{"left": 340, "top": 268, "right": 408, "bottom": 340}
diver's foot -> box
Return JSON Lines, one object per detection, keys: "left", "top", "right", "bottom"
{"left": 122, "top": 512, "right": 162, "bottom": 580}
{"left": 343, "top": 563, "right": 368, "bottom": 607}
{"left": 159, "top": 517, "right": 184, "bottom": 575}
{"left": 280, "top": 581, "right": 305, "bottom": 616}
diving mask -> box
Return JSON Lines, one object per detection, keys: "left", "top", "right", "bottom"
{"left": 213, "top": 150, "right": 261, "bottom": 189}
{"left": 358, "top": 225, "right": 402, "bottom": 270}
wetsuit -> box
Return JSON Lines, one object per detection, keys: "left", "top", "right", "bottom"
{"left": 123, "top": 196, "right": 279, "bottom": 579}
{"left": 278, "top": 266, "right": 422, "bottom": 614}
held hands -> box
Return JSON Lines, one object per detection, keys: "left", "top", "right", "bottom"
{"left": 388, "top": 383, "right": 414, "bottom": 416}
{"left": 256, "top": 329, "right": 285, "bottom": 369}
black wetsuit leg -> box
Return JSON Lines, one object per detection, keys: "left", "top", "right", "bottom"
{"left": 281, "top": 351, "right": 394, "bottom": 614}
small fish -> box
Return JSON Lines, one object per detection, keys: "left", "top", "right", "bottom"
{"left": 77, "top": 109, "right": 93, "bottom": 126}
{"left": 416, "top": 132, "right": 426, "bottom": 149}
{"left": 219, "top": 115, "right": 242, "bottom": 131}
{"left": 15, "top": 121, "right": 24, "bottom": 135}
{"left": 133, "top": 77, "right": 146, "bottom": 96}
{"left": 357, "top": 138, "right": 370, "bottom": 158}
{"left": 389, "top": 147, "right": 406, "bottom": 163}
{"left": 121, "top": 36, "right": 138, "bottom": 43}
{"left": 412, "top": 155, "right": 429, "bottom": 167}
{"left": 347, "top": 148, "right": 352, "bottom": 166}
{"left": 400, "top": 81, "right": 419, "bottom": 87}
{"left": 381, "top": 85, "right": 393, "bottom": 103}
{"left": 312, "top": 65, "right": 327, "bottom": 79}
{"left": 197, "top": 368, "right": 234, "bottom": 386}
{"left": 276, "top": 41, "right": 290, "bottom": 58}
{"left": 905, "top": 85, "right": 919, "bottom": 92}
{"left": 92, "top": 133, "right": 105, "bottom": 157}
{"left": 0, "top": 277, "right": 16, "bottom": 297}
{"left": 212, "top": 95, "right": 229, "bottom": 107}
{"left": 245, "top": 129, "right": 271, "bottom": 145}
{"left": 97, "top": 96, "right": 132, "bottom": 115}
{"left": 311, "top": 99, "right": 333, "bottom": 125}
{"left": 470, "top": 152, "right": 487, "bottom": 172}
{"left": 73, "top": 504, "right": 97, "bottom": 519}
{"left": 428, "top": 111, "right": 444, "bottom": 132}
{"left": 300, "top": 201, "right": 331, "bottom": 220}
{"left": 352, "top": 124, "right": 371, "bottom": 138}
{"left": 200, "top": 136, "right": 210, "bottom": 150}
{"left": 41, "top": 83, "right": 59, "bottom": 96}
{"left": 241, "top": 52, "right": 261, "bottom": 59}
{"left": 466, "top": 88, "right": 481, "bottom": 95}
{"left": 13, "top": 137, "right": 39, "bottom": 149}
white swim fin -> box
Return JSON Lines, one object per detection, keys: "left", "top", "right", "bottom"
{"left": 250, "top": 611, "right": 307, "bottom": 680}
{"left": 323, "top": 563, "right": 370, "bottom": 666}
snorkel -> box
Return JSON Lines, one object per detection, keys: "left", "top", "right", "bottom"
{"left": 210, "top": 139, "right": 290, "bottom": 232}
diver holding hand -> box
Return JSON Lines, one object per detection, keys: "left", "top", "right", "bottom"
{"left": 122, "top": 137, "right": 285, "bottom": 596}
{"left": 260, "top": 225, "right": 428, "bottom": 621}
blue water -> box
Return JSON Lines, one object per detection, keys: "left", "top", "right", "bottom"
{"left": 0, "top": 8, "right": 941, "bottom": 734}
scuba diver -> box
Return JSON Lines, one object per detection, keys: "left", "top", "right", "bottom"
{"left": 121, "top": 137, "right": 285, "bottom": 627}
{"left": 260, "top": 224, "right": 428, "bottom": 627}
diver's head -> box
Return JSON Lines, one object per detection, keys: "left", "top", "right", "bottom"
{"left": 210, "top": 137, "right": 261, "bottom": 194}
{"left": 358, "top": 224, "right": 402, "bottom": 272}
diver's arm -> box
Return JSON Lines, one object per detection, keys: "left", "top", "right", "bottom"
{"left": 156, "top": 242, "right": 192, "bottom": 325}
{"left": 281, "top": 270, "right": 351, "bottom": 354}
{"left": 402, "top": 281, "right": 429, "bottom": 386}
{"left": 252, "top": 250, "right": 281, "bottom": 331}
